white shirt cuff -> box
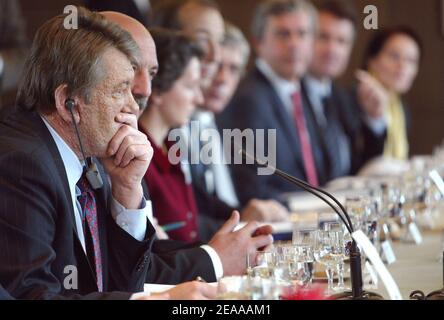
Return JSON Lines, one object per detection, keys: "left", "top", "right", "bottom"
{"left": 200, "top": 244, "right": 224, "bottom": 280}
{"left": 111, "top": 197, "right": 148, "bottom": 241}
{"left": 364, "top": 115, "right": 387, "bottom": 136}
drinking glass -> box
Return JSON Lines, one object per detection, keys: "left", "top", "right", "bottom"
{"left": 217, "top": 276, "right": 250, "bottom": 300}
{"left": 314, "top": 230, "right": 344, "bottom": 295}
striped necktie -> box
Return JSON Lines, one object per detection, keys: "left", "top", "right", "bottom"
{"left": 77, "top": 175, "right": 103, "bottom": 292}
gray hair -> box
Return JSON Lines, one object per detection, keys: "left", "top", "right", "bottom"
{"left": 251, "top": 0, "right": 318, "bottom": 40}
{"left": 222, "top": 22, "right": 251, "bottom": 71}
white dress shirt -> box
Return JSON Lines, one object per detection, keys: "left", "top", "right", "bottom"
{"left": 41, "top": 117, "right": 149, "bottom": 251}
{"left": 193, "top": 110, "right": 240, "bottom": 208}
{"left": 304, "top": 75, "right": 331, "bottom": 128}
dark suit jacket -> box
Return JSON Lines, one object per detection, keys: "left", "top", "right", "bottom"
{"left": 0, "top": 106, "right": 153, "bottom": 299}
{"left": 0, "top": 106, "right": 215, "bottom": 299}
{"left": 217, "top": 67, "right": 329, "bottom": 206}
{"left": 318, "top": 81, "right": 367, "bottom": 176}
{"left": 189, "top": 165, "right": 233, "bottom": 242}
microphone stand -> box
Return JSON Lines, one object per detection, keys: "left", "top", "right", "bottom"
{"left": 240, "top": 149, "right": 383, "bottom": 300}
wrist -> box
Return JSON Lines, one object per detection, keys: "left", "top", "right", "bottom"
{"left": 112, "top": 183, "right": 143, "bottom": 209}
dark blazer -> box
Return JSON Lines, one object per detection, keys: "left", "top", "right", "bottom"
{"left": 0, "top": 106, "right": 215, "bottom": 299}
{"left": 140, "top": 178, "right": 218, "bottom": 283}
{"left": 217, "top": 67, "right": 329, "bottom": 206}
{"left": 189, "top": 166, "right": 233, "bottom": 242}
{"left": 140, "top": 179, "right": 217, "bottom": 283}
{"left": 313, "top": 81, "right": 369, "bottom": 176}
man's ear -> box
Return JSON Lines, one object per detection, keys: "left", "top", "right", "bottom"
{"left": 54, "top": 84, "right": 79, "bottom": 124}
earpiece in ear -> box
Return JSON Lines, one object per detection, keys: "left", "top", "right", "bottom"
{"left": 65, "top": 99, "right": 75, "bottom": 110}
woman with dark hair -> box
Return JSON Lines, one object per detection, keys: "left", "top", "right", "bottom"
{"left": 138, "top": 29, "right": 205, "bottom": 242}
{"left": 357, "top": 26, "right": 422, "bottom": 161}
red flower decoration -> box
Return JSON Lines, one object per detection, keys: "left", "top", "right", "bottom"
{"left": 281, "top": 285, "right": 329, "bottom": 300}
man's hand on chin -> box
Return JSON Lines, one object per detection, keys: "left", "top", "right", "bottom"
{"left": 101, "top": 112, "right": 153, "bottom": 209}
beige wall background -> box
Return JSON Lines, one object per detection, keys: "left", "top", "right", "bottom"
{"left": 18, "top": 0, "right": 444, "bottom": 155}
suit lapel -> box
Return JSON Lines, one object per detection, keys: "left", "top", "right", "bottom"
{"left": 16, "top": 108, "right": 100, "bottom": 287}
{"left": 253, "top": 68, "right": 305, "bottom": 172}
{"left": 11, "top": 109, "right": 80, "bottom": 238}
{"left": 300, "top": 81, "right": 330, "bottom": 184}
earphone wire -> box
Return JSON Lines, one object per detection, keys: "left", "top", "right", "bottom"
{"left": 68, "top": 107, "right": 90, "bottom": 171}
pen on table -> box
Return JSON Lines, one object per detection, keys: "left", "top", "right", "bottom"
{"left": 160, "top": 221, "right": 187, "bottom": 232}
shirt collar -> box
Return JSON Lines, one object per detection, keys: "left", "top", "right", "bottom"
{"left": 41, "top": 116, "right": 84, "bottom": 195}
{"left": 256, "top": 58, "right": 300, "bottom": 97}
{"left": 193, "top": 110, "right": 215, "bottom": 127}
{"left": 305, "top": 75, "right": 332, "bottom": 98}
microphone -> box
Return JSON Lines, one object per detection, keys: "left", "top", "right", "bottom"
{"left": 238, "top": 147, "right": 383, "bottom": 300}
{"left": 65, "top": 99, "right": 103, "bottom": 190}
{"left": 410, "top": 251, "right": 444, "bottom": 300}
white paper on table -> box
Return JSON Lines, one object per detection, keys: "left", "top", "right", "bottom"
{"left": 144, "top": 282, "right": 218, "bottom": 294}
{"left": 352, "top": 230, "right": 403, "bottom": 300}
{"left": 429, "top": 170, "right": 444, "bottom": 196}
{"left": 407, "top": 223, "right": 423, "bottom": 245}
{"left": 144, "top": 283, "right": 175, "bottom": 294}
{"left": 381, "top": 240, "right": 396, "bottom": 265}
{"left": 234, "top": 221, "right": 293, "bottom": 234}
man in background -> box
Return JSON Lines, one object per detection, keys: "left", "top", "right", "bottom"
{"left": 305, "top": 0, "right": 363, "bottom": 176}
{"left": 220, "top": 0, "right": 325, "bottom": 205}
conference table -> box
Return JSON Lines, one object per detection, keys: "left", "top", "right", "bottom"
{"left": 144, "top": 173, "right": 444, "bottom": 300}
{"left": 286, "top": 182, "right": 444, "bottom": 300}
{"left": 372, "top": 230, "right": 443, "bottom": 299}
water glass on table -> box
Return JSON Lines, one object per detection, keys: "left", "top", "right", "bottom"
{"left": 314, "top": 229, "right": 345, "bottom": 295}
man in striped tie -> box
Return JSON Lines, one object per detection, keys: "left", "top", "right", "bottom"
{"left": 0, "top": 6, "right": 217, "bottom": 300}
{"left": 220, "top": 0, "right": 329, "bottom": 204}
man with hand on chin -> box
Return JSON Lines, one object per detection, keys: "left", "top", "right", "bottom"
{"left": 0, "top": 7, "right": 220, "bottom": 300}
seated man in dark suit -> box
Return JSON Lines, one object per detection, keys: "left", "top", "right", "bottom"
{"left": 219, "top": 0, "right": 329, "bottom": 205}
{"left": 104, "top": 11, "right": 273, "bottom": 278}
{"left": 305, "top": 0, "right": 363, "bottom": 175}
{"left": 0, "top": 7, "right": 221, "bottom": 300}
